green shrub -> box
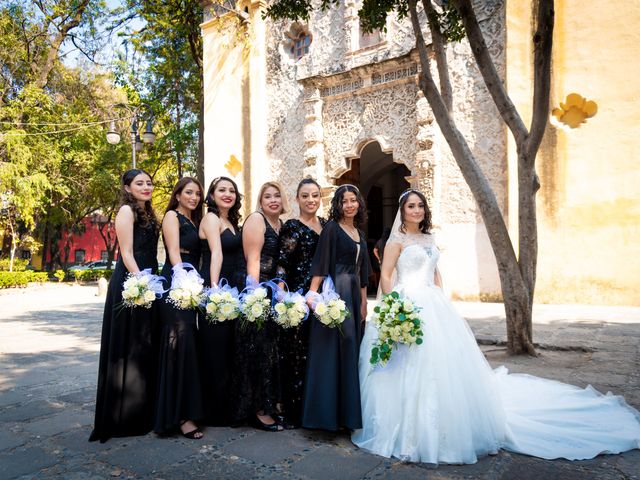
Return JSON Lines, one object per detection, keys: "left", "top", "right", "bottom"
{"left": 72, "top": 269, "right": 114, "bottom": 282}
{"left": 54, "top": 270, "right": 65, "bottom": 282}
{"left": 0, "top": 271, "right": 48, "bottom": 288}
{"left": 0, "top": 258, "right": 29, "bottom": 272}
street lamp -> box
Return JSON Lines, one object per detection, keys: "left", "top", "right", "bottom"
{"left": 106, "top": 105, "right": 156, "bottom": 169}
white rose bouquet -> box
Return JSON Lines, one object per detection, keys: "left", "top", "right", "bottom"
{"left": 306, "top": 276, "right": 349, "bottom": 331}
{"left": 202, "top": 279, "right": 241, "bottom": 323}
{"left": 239, "top": 276, "right": 272, "bottom": 330}
{"left": 272, "top": 286, "right": 309, "bottom": 329}
{"left": 370, "top": 291, "right": 423, "bottom": 367}
{"left": 121, "top": 269, "right": 166, "bottom": 309}
{"left": 166, "top": 263, "right": 205, "bottom": 310}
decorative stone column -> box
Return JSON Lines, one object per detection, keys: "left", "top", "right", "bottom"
{"left": 302, "top": 84, "right": 325, "bottom": 180}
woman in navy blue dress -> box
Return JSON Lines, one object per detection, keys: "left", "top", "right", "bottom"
{"left": 302, "top": 184, "right": 370, "bottom": 431}
{"left": 198, "top": 176, "right": 245, "bottom": 425}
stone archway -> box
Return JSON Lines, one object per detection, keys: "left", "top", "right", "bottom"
{"left": 336, "top": 140, "right": 411, "bottom": 293}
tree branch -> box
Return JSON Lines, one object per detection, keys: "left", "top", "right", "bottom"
{"left": 452, "top": 0, "right": 528, "bottom": 145}
{"left": 422, "top": 0, "right": 453, "bottom": 112}
{"left": 524, "top": 0, "right": 554, "bottom": 161}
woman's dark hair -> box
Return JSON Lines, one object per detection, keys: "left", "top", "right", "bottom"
{"left": 328, "top": 184, "right": 367, "bottom": 228}
{"left": 399, "top": 189, "right": 431, "bottom": 234}
{"left": 164, "top": 177, "right": 204, "bottom": 226}
{"left": 120, "top": 169, "right": 158, "bottom": 231}
{"left": 205, "top": 176, "right": 242, "bottom": 229}
{"left": 296, "top": 177, "right": 321, "bottom": 196}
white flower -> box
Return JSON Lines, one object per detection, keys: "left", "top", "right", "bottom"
{"left": 315, "top": 302, "right": 328, "bottom": 316}
{"left": 274, "top": 302, "right": 287, "bottom": 315}
{"left": 250, "top": 302, "right": 264, "bottom": 317}
{"left": 328, "top": 307, "right": 341, "bottom": 320}
{"left": 143, "top": 290, "right": 156, "bottom": 303}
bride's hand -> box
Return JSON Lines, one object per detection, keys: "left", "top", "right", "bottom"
{"left": 361, "top": 303, "right": 368, "bottom": 321}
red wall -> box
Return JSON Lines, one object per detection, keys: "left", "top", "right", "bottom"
{"left": 45, "top": 216, "right": 117, "bottom": 265}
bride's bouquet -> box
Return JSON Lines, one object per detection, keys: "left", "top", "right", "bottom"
{"left": 306, "top": 276, "right": 349, "bottom": 330}
{"left": 370, "top": 291, "right": 423, "bottom": 367}
{"left": 272, "top": 285, "right": 309, "bottom": 328}
{"left": 239, "top": 276, "right": 272, "bottom": 330}
{"left": 121, "top": 269, "right": 166, "bottom": 308}
{"left": 167, "top": 263, "right": 205, "bottom": 310}
{"left": 202, "top": 279, "right": 241, "bottom": 323}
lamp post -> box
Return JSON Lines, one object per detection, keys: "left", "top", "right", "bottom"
{"left": 106, "top": 105, "right": 156, "bottom": 169}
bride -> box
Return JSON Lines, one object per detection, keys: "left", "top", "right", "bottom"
{"left": 352, "top": 189, "right": 640, "bottom": 464}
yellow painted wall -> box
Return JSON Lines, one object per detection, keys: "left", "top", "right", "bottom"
{"left": 201, "top": 13, "right": 248, "bottom": 203}
{"left": 507, "top": 0, "right": 640, "bottom": 305}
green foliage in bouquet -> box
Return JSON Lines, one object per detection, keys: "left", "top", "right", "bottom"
{"left": 370, "top": 291, "right": 423, "bottom": 367}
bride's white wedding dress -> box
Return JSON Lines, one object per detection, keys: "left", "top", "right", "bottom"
{"left": 352, "top": 233, "right": 640, "bottom": 464}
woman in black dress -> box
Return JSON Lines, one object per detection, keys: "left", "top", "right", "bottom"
{"left": 155, "top": 177, "right": 205, "bottom": 439}
{"left": 232, "top": 181, "right": 288, "bottom": 431}
{"left": 302, "top": 184, "right": 369, "bottom": 431}
{"left": 90, "top": 169, "right": 159, "bottom": 443}
{"left": 198, "top": 176, "right": 245, "bottom": 425}
{"left": 276, "top": 178, "right": 326, "bottom": 427}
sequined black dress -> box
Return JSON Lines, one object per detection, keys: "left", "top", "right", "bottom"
{"left": 231, "top": 212, "right": 282, "bottom": 423}
{"left": 302, "top": 220, "right": 370, "bottom": 431}
{"left": 154, "top": 211, "right": 203, "bottom": 434}
{"left": 90, "top": 221, "right": 159, "bottom": 443}
{"left": 198, "top": 226, "right": 245, "bottom": 425}
{"left": 276, "top": 218, "right": 326, "bottom": 425}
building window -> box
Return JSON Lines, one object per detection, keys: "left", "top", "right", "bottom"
{"left": 291, "top": 33, "right": 311, "bottom": 60}
{"left": 285, "top": 23, "right": 312, "bottom": 61}
{"left": 101, "top": 251, "right": 108, "bottom": 261}
{"left": 359, "top": 24, "right": 382, "bottom": 49}
{"left": 74, "top": 249, "right": 86, "bottom": 264}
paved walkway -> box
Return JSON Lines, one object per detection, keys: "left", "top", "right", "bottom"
{"left": 0, "top": 283, "right": 639, "bottom": 479}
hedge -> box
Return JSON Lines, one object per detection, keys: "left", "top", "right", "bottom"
{"left": 0, "top": 258, "right": 29, "bottom": 272}
{"left": 71, "top": 269, "right": 114, "bottom": 282}
{"left": 0, "top": 271, "right": 49, "bottom": 288}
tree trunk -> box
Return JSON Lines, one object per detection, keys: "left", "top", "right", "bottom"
{"left": 197, "top": 85, "right": 205, "bottom": 185}
{"left": 407, "top": 0, "right": 536, "bottom": 354}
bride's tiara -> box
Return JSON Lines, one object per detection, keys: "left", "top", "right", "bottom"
{"left": 399, "top": 189, "right": 418, "bottom": 202}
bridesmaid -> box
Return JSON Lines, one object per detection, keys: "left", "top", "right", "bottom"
{"left": 155, "top": 177, "right": 205, "bottom": 439}
{"left": 232, "top": 181, "right": 288, "bottom": 431}
{"left": 198, "top": 176, "right": 245, "bottom": 426}
{"left": 90, "top": 169, "right": 159, "bottom": 443}
{"left": 276, "top": 178, "right": 326, "bottom": 427}
{"left": 302, "top": 184, "right": 370, "bottom": 431}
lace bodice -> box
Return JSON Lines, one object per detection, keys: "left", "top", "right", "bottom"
{"left": 390, "top": 233, "right": 439, "bottom": 287}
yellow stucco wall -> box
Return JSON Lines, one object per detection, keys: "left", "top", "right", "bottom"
{"left": 507, "top": 0, "right": 640, "bottom": 305}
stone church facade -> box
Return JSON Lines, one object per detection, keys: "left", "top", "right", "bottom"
{"left": 202, "top": 0, "right": 640, "bottom": 305}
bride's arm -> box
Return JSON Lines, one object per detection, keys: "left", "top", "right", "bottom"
{"left": 379, "top": 242, "right": 402, "bottom": 295}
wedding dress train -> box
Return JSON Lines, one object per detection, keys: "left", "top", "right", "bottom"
{"left": 352, "top": 235, "right": 640, "bottom": 464}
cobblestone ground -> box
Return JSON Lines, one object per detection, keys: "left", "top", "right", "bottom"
{"left": 1, "top": 283, "right": 639, "bottom": 480}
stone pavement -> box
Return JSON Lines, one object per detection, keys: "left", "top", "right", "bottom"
{"left": 0, "top": 283, "right": 639, "bottom": 480}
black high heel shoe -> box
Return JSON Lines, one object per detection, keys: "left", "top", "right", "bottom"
{"left": 251, "top": 415, "right": 283, "bottom": 432}
{"left": 275, "top": 414, "right": 298, "bottom": 430}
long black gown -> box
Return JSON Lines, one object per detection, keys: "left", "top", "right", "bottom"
{"left": 154, "top": 211, "right": 204, "bottom": 434}
{"left": 89, "top": 220, "right": 159, "bottom": 443}
{"left": 276, "top": 218, "right": 326, "bottom": 425}
{"left": 198, "top": 226, "right": 246, "bottom": 425}
{"left": 301, "top": 220, "right": 369, "bottom": 431}
{"left": 231, "top": 212, "right": 282, "bottom": 423}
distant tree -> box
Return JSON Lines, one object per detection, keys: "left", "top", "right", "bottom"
{"left": 266, "top": 0, "right": 554, "bottom": 355}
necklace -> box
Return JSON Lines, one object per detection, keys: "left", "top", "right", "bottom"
{"left": 265, "top": 215, "right": 280, "bottom": 233}
{"left": 340, "top": 222, "right": 359, "bottom": 241}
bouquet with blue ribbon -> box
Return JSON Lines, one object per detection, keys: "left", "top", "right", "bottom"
{"left": 202, "top": 279, "right": 241, "bottom": 323}
{"left": 305, "top": 276, "right": 349, "bottom": 330}
{"left": 239, "top": 276, "right": 273, "bottom": 330}
{"left": 272, "top": 282, "right": 309, "bottom": 328}
{"left": 167, "top": 263, "right": 205, "bottom": 310}
{"left": 121, "top": 268, "right": 166, "bottom": 309}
